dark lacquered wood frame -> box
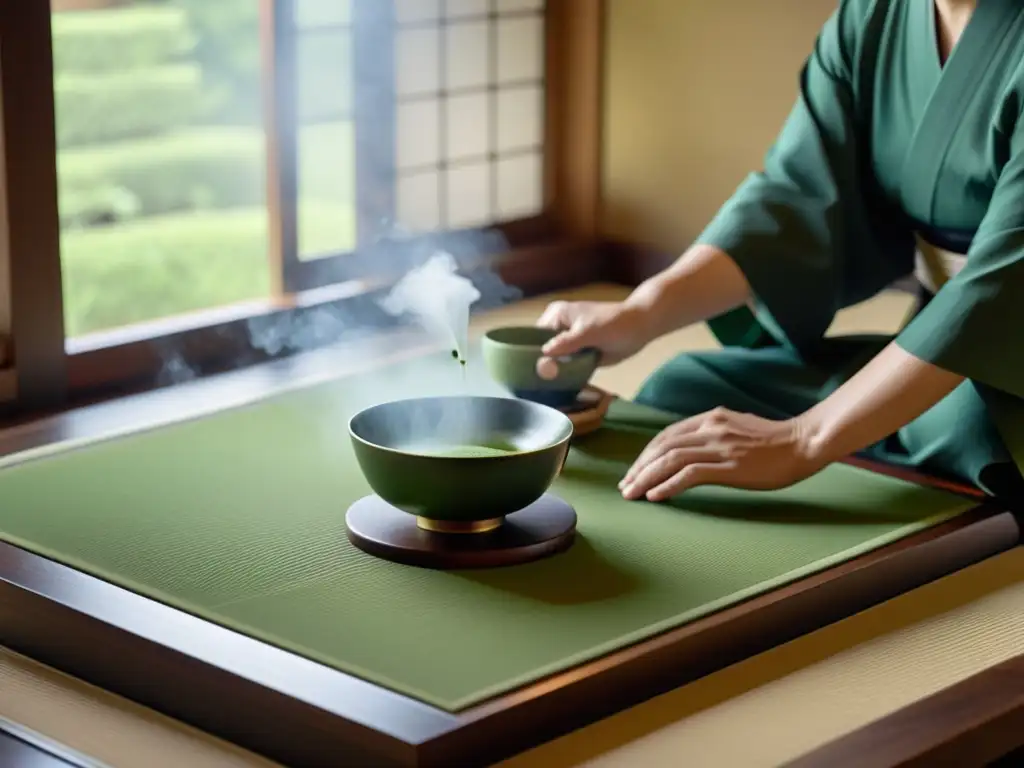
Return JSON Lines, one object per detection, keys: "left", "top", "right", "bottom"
{"left": 789, "top": 653, "right": 1024, "bottom": 768}
{"left": 0, "top": 1, "right": 67, "bottom": 411}
{"left": 0, "top": 729, "right": 77, "bottom": 768}
{"left": 0, "top": 716, "right": 97, "bottom": 768}
{"left": 0, "top": 340, "right": 1019, "bottom": 768}
{"left": 0, "top": 0, "right": 606, "bottom": 414}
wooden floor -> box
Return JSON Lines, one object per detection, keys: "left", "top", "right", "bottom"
{"left": 2, "top": 284, "right": 1021, "bottom": 768}
{"left": 499, "top": 548, "right": 1024, "bottom": 767}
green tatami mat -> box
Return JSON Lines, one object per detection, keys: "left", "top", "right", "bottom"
{"left": 0, "top": 352, "right": 976, "bottom": 711}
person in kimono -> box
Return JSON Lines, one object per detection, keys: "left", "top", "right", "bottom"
{"left": 537, "top": 0, "right": 1024, "bottom": 502}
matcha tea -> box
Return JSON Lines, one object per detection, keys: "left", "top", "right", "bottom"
{"left": 426, "top": 445, "right": 516, "bottom": 458}
{"left": 402, "top": 440, "right": 520, "bottom": 459}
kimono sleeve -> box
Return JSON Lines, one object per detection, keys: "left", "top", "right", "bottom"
{"left": 896, "top": 125, "right": 1024, "bottom": 402}
{"left": 697, "top": 0, "right": 911, "bottom": 353}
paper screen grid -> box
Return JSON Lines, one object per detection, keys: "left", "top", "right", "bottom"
{"left": 394, "top": 0, "right": 546, "bottom": 232}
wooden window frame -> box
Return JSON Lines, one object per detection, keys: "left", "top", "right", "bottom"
{"left": 0, "top": 0, "right": 603, "bottom": 416}
{"left": 273, "top": 0, "right": 561, "bottom": 293}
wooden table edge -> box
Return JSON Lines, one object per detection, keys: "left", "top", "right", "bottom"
{"left": 0, "top": 503, "right": 1016, "bottom": 767}
{"left": 786, "top": 653, "right": 1024, "bottom": 768}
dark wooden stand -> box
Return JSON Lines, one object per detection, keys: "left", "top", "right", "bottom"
{"left": 345, "top": 494, "right": 578, "bottom": 569}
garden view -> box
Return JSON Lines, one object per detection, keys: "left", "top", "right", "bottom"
{"left": 52, "top": 0, "right": 356, "bottom": 338}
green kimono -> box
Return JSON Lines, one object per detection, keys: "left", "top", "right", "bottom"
{"left": 636, "top": 0, "right": 1024, "bottom": 497}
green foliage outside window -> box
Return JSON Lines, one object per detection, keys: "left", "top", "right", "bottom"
{"left": 53, "top": 1, "right": 355, "bottom": 337}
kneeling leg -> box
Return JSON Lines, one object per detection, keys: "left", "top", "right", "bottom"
{"left": 633, "top": 346, "right": 837, "bottom": 421}
{"left": 890, "top": 382, "right": 1019, "bottom": 495}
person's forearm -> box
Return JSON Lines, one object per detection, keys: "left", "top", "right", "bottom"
{"left": 622, "top": 244, "right": 752, "bottom": 343}
{"left": 794, "top": 342, "right": 965, "bottom": 465}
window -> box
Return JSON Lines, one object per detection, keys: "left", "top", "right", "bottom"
{"left": 0, "top": 0, "right": 600, "bottom": 411}
{"left": 285, "top": 0, "right": 551, "bottom": 292}
{"left": 391, "top": 0, "right": 546, "bottom": 233}
{"left": 52, "top": 0, "right": 275, "bottom": 340}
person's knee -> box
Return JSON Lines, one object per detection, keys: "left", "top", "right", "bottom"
{"left": 634, "top": 346, "right": 826, "bottom": 420}
{"left": 898, "top": 382, "right": 1014, "bottom": 488}
{"left": 634, "top": 352, "right": 744, "bottom": 418}
{"left": 634, "top": 354, "right": 716, "bottom": 417}
{"left": 901, "top": 383, "right": 987, "bottom": 458}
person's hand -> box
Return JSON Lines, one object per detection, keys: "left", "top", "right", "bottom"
{"left": 618, "top": 408, "right": 824, "bottom": 501}
{"left": 535, "top": 300, "right": 649, "bottom": 378}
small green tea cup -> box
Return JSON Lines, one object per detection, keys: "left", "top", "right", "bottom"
{"left": 481, "top": 326, "right": 600, "bottom": 409}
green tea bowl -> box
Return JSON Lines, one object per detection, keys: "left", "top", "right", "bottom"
{"left": 349, "top": 395, "right": 573, "bottom": 532}
{"left": 481, "top": 326, "right": 600, "bottom": 409}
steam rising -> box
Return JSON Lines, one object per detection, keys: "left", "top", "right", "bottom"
{"left": 237, "top": 227, "right": 520, "bottom": 361}
{"left": 378, "top": 251, "right": 481, "bottom": 362}
{"left": 247, "top": 304, "right": 357, "bottom": 357}
{"left": 153, "top": 227, "right": 523, "bottom": 453}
